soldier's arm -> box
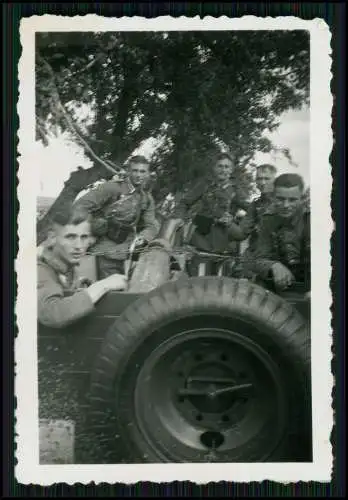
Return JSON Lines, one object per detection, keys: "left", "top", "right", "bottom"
{"left": 138, "top": 194, "right": 160, "bottom": 242}
{"left": 173, "top": 179, "right": 207, "bottom": 219}
{"left": 226, "top": 204, "right": 255, "bottom": 241}
{"left": 74, "top": 181, "right": 120, "bottom": 214}
{"left": 38, "top": 264, "right": 95, "bottom": 329}
{"left": 234, "top": 196, "right": 251, "bottom": 213}
{"left": 250, "top": 219, "right": 280, "bottom": 279}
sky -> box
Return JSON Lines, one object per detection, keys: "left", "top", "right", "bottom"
{"left": 37, "top": 106, "right": 310, "bottom": 199}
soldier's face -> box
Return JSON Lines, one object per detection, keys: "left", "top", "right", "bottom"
{"left": 51, "top": 221, "right": 91, "bottom": 266}
{"left": 129, "top": 162, "right": 150, "bottom": 187}
{"left": 214, "top": 158, "right": 234, "bottom": 183}
{"left": 256, "top": 169, "right": 276, "bottom": 194}
{"left": 274, "top": 186, "right": 303, "bottom": 219}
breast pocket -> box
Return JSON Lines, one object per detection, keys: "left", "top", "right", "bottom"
{"left": 109, "top": 196, "right": 139, "bottom": 223}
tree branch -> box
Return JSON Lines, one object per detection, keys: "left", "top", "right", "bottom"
{"left": 59, "top": 104, "right": 119, "bottom": 174}
{"left": 69, "top": 36, "right": 119, "bottom": 77}
{"left": 37, "top": 54, "right": 118, "bottom": 176}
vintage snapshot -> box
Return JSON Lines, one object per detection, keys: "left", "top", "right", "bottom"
{"left": 16, "top": 15, "right": 333, "bottom": 484}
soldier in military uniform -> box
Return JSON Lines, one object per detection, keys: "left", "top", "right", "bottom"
{"left": 250, "top": 173, "right": 310, "bottom": 293}
{"left": 228, "top": 163, "right": 277, "bottom": 250}
{"left": 174, "top": 152, "right": 249, "bottom": 275}
{"left": 37, "top": 207, "right": 126, "bottom": 329}
{"left": 74, "top": 155, "right": 160, "bottom": 279}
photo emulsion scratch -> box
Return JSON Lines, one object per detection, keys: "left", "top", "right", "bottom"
{"left": 16, "top": 15, "right": 333, "bottom": 485}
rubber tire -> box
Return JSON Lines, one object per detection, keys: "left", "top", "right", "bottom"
{"left": 88, "top": 277, "right": 312, "bottom": 464}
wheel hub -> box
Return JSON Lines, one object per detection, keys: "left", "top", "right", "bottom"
{"left": 173, "top": 347, "right": 255, "bottom": 427}
{"left": 132, "top": 327, "right": 288, "bottom": 462}
{"left": 177, "top": 371, "right": 252, "bottom": 417}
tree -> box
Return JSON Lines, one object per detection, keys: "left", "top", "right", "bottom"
{"left": 36, "top": 30, "right": 309, "bottom": 243}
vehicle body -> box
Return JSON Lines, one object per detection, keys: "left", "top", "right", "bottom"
{"left": 38, "top": 218, "right": 312, "bottom": 464}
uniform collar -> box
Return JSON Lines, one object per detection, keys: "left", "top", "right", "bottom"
{"left": 211, "top": 179, "right": 233, "bottom": 191}
{"left": 126, "top": 177, "right": 147, "bottom": 194}
{"left": 126, "top": 177, "right": 136, "bottom": 193}
{"left": 39, "top": 247, "right": 76, "bottom": 277}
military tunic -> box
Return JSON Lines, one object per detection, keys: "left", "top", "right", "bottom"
{"left": 237, "top": 194, "right": 274, "bottom": 251}
{"left": 175, "top": 177, "right": 248, "bottom": 254}
{"left": 250, "top": 206, "right": 311, "bottom": 290}
{"left": 37, "top": 249, "right": 95, "bottom": 329}
{"left": 74, "top": 178, "right": 160, "bottom": 277}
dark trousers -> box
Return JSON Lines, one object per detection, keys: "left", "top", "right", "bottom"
{"left": 97, "top": 256, "right": 125, "bottom": 279}
{"left": 187, "top": 256, "right": 234, "bottom": 277}
{"left": 187, "top": 257, "right": 220, "bottom": 276}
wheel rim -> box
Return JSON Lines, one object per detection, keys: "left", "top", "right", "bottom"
{"left": 132, "top": 327, "right": 288, "bottom": 463}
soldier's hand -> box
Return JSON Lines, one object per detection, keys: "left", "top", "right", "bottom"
{"left": 86, "top": 274, "right": 127, "bottom": 304}
{"left": 218, "top": 212, "right": 234, "bottom": 226}
{"left": 271, "top": 263, "right": 295, "bottom": 290}
{"left": 133, "top": 236, "right": 147, "bottom": 248}
{"left": 235, "top": 209, "right": 247, "bottom": 222}
{"left": 101, "top": 274, "right": 127, "bottom": 291}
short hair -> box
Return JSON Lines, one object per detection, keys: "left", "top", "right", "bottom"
{"left": 50, "top": 205, "right": 91, "bottom": 227}
{"left": 215, "top": 152, "right": 235, "bottom": 163}
{"left": 274, "top": 173, "right": 305, "bottom": 192}
{"left": 256, "top": 163, "right": 277, "bottom": 175}
{"left": 128, "top": 155, "right": 150, "bottom": 167}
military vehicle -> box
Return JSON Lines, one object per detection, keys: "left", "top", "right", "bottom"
{"left": 38, "top": 217, "right": 311, "bottom": 464}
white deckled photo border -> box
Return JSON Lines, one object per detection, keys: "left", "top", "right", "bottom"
{"left": 16, "top": 14, "right": 334, "bottom": 485}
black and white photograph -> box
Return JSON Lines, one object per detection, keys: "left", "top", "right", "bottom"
{"left": 16, "top": 15, "right": 333, "bottom": 484}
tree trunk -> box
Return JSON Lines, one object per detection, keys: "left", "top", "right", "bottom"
{"left": 37, "top": 164, "right": 113, "bottom": 245}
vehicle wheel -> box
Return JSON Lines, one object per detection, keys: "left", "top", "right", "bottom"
{"left": 88, "top": 277, "right": 311, "bottom": 463}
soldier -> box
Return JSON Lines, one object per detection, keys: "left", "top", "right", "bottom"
{"left": 74, "top": 155, "right": 160, "bottom": 278}
{"left": 175, "top": 152, "right": 248, "bottom": 275}
{"left": 250, "top": 173, "right": 310, "bottom": 292}
{"left": 38, "top": 207, "right": 127, "bottom": 329}
{"left": 229, "top": 163, "right": 277, "bottom": 250}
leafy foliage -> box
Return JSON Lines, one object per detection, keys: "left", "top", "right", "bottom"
{"left": 36, "top": 30, "right": 309, "bottom": 237}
